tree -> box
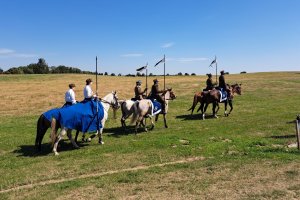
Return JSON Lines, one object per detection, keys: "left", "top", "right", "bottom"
{"left": 149, "top": 73, "right": 153, "bottom": 76}
{"left": 0, "top": 68, "right": 3, "bottom": 74}
{"left": 5, "top": 67, "right": 23, "bottom": 74}
{"left": 185, "top": 73, "right": 190, "bottom": 76}
{"left": 191, "top": 73, "right": 196, "bottom": 76}
{"left": 118, "top": 73, "right": 122, "bottom": 76}
{"left": 177, "top": 72, "right": 183, "bottom": 76}
{"left": 111, "top": 73, "right": 116, "bottom": 76}
{"left": 104, "top": 72, "right": 108, "bottom": 76}
{"left": 36, "top": 58, "right": 49, "bottom": 74}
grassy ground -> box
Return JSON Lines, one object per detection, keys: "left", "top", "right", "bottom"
{"left": 0, "top": 72, "right": 299, "bottom": 199}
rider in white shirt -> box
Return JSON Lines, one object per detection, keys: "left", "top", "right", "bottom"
{"left": 83, "top": 78, "right": 95, "bottom": 101}
{"left": 64, "top": 83, "right": 76, "bottom": 106}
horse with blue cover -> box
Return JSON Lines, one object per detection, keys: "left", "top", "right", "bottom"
{"left": 35, "top": 91, "right": 119, "bottom": 155}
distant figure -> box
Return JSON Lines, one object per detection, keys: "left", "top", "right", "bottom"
{"left": 134, "top": 80, "right": 147, "bottom": 100}
{"left": 83, "top": 78, "right": 94, "bottom": 102}
{"left": 64, "top": 83, "right": 77, "bottom": 107}
{"left": 218, "top": 70, "right": 227, "bottom": 91}
{"left": 204, "top": 73, "right": 214, "bottom": 91}
{"left": 150, "top": 79, "right": 170, "bottom": 114}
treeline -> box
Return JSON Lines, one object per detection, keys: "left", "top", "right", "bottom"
{"left": 0, "top": 58, "right": 93, "bottom": 74}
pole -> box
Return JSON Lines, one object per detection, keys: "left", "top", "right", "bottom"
{"left": 164, "top": 54, "right": 166, "bottom": 101}
{"left": 95, "top": 56, "right": 100, "bottom": 139}
{"left": 296, "top": 119, "right": 300, "bottom": 150}
{"left": 215, "top": 55, "right": 218, "bottom": 84}
{"left": 96, "top": 56, "right": 98, "bottom": 98}
{"left": 146, "top": 68, "right": 148, "bottom": 96}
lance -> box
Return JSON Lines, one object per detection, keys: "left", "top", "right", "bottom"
{"left": 96, "top": 56, "right": 100, "bottom": 134}
{"left": 164, "top": 54, "right": 166, "bottom": 102}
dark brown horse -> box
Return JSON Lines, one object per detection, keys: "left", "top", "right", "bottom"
{"left": 188, "top": 84, "right": 242, "bottom": 119}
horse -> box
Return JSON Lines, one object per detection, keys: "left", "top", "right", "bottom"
{"left": 214, "top": 83, "right": 242, "bottom": 116}
{"left": 188, "top": 84, "right": 242, "bottom": 119}
{"left": 35, "top": 91, "right": 119, "bottom": 155}
{"left": 130, "top": 89, "right": 176, "bottom": 134}
{"left": 120, "top": 99, "right": 136, "bottom": 130}
{"left": 74, "top": 91, "right": 120, "bottom": 143}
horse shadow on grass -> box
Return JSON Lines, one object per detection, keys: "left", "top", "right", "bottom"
{"left": 13, "top": 140, "right": 89, "bottom": 157}
{"left": 105, "top": 126, "right": 149, "bottom": 138}
{"left": 175, "top": 113, "right": 217, "bottom": 121}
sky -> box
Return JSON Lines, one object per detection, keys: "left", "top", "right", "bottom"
{"left": 0, "top": 0, "right": 299, "bottom": 75}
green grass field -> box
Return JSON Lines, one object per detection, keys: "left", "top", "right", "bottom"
{"left": 0, "top": 72, "right": 300, "bottom": 199}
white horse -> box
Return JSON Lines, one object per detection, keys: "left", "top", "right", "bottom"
{"left": 130, "top": 89, "right": 176, "bottom": 134}
{"left": 51, "top": 91, "right": 119, "bottom": 155}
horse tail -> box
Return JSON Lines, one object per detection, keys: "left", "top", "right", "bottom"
{"left": 130, "top": 101, "right": 140, "bottom": 125}
{"left": 35, "top": 114, "right": 50, "bottom": 151}
{"left": 187, "top": 93, "right": 200, "bottom": 113}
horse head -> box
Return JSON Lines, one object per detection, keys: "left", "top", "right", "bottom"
{"left": 231, "top": 83, "right": 242, "bottom": 95}
{"left": 163, "top": 88, "right": 176, "bottom": 100}
{"left": 111, "top": 91, "right": 120, "bottom": 109}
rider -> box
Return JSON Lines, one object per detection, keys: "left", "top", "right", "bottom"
{"left": 134, "top": 80, "right": 147, "bottom": 100}
{"left": 64, "top": 83, "right": 77, "bottom": 106}
{"left": 83, "top": 78, "right": 95, "bottom": 102}
{"left": 204, "top": 73, "right": 214, "bottom": 91}
{"left": 218, "top": 70, "right": 227, "bottom": 91}
{"left": 150, "top": 79, "right": 170, "bottom": 114}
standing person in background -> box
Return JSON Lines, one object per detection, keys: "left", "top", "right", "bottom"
{"left": 63, "top": 83, "right": 77, "bottom": 107}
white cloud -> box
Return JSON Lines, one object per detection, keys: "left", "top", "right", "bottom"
{"left": 0, "top": 48, "right": 15, "bottom": 54}
{"left": 0, "top": 48, "right": 38, "bottom": 58}
{"left": 161, "top": 42, "right": 175, "bottom": 48}
{"left": 121, "top": 53, "right": 143, "bottom": 57}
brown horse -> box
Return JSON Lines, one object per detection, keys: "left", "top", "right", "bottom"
{"left": 188, "top": 84, "right": 242, "bottom": 119}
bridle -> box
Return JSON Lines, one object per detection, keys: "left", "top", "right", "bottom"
{"left": 99, "top": 93, "right": 119, "bottom": 109}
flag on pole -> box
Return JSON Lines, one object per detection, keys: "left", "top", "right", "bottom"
{"left": 209, "top": 57, "right": 217, "bottom": 67}
{"left": 154, "top": 57, "right": 165, "bottom": 67}
{"left": 136, "top": 65, "right": 147, "bottom": 72}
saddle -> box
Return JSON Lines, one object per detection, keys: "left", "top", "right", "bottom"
{"left": 219, "top": 88, "right": 227, "bottom": 102}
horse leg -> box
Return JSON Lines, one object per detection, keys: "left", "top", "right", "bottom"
{"left": 147, "top": 115, "right": 155, "bottom": 130}
{"left": 67, "top": 130, "right": 79, "bottom": 149}
{"left": 213, "top": 102, "right": 218, "bottom": 118}
{"left": 228, "top": 100, "right": 233, "bottom": 115}
{"left": 163, "top": 114, "right": 168, "bottom": 128}
{"left": 74, "top": 130, "right": 80, "bottom": 144}
{"left": 224, "top": 101, "right": 228, "bottom": 117}
{"left": 198, "top": 103, "right": 205, "bottom": 120}
{"left": 215, "top": 102, "right": 220, "bottom": 114}
{"left": 53, "top": 128, "right": 66, "bottom": 156}
{"left": 135, "top": 116, "right": 144, "bottom": 134}
{"left": 155, "top": 114, "right": 159, "bottom": 122}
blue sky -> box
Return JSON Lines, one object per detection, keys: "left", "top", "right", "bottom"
{"left": 0, "top": 0, "right": 299, "bottom": 74}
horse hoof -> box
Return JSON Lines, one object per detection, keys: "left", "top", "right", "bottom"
{"left": 214, "top": 115, "right": 218, "bottom": 118}
{"left": 54, "top": 152, "right": 59, "bottom": 156}
{"left": 145, "top": 128, "right": 148, "bottom": 132}
{"left": 165, "top": 125, "right": 168, "bottom": 128}
{"left": 99, "top": 141, "right": 104, "bottom": 145}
